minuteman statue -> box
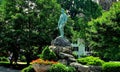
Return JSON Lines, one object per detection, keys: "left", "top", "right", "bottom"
{"left": 58, "top": 8, "right": 68, "bottom": 37}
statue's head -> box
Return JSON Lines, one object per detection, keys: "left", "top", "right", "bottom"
{"left": 61, "top": 8, "right": 65, "bottom": 13}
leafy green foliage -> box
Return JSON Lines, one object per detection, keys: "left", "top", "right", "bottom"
{"left": 86, "top": 2, "right": 120, "bottom": 61}
{"left": 102, "top": 62, "right": 120, "bottom": 72}
{"left": 21, "top": 65, "right": 35, "bottom": 72}
{"left": 48, "top": 63, "right": 76, "bottom": 72}
{"left": 1, "top": 0, "right": 61, "bottom": 47}
{"left": 0, "top": 61, "right": 9, "bottom": 66}
{"left": 0, "top": 57, "right": 8, "bottom": 61}
{"left": 0, "top": 0, "right": 62, "bottom": 65}
{"left": 57, "top": 0, "right": 102, "bottom": 41}
{"left": 40, "top": 46, "right": 57, "bottom": 61}
{"left": 57, "top": 0, "right": 102, "bottom": 19}
{"left": 77, "top": 56, "right": 104, "bottom": 66}
{"left": 19, "top": 55, "right": 26, "bottom": 62}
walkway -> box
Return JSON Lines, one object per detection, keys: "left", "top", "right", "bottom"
{"left": 0, "top": 66, "right": 21, "bottom": 72}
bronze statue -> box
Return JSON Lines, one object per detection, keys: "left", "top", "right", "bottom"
{"left": 58, "top": 8, "right": 68, "bottom": 37}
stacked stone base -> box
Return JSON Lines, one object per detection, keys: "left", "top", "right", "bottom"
{"left": 32, "top": 36, "right": 102, "bottom": 72}
{"left": 50, "top": 36, "right": 102, "bottom": 72}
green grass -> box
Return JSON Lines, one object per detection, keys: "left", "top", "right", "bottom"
{"left": 0, "top": 61, "right": 9, "bottom": 66}
{"left": 0, "top": 61, "right": 29, "bottom": 70}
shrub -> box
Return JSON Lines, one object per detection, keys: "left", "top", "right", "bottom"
{"left": 66, "top": 66, "right": 76, "bottom": 72}
{"left": 48, "top": 63, "right": 76, "bottom": 72}
{"left": 72, "top": 52, "right": 78, "bottom": 59}
{"left": 21, "top": 65, "right": 35, "bottom": 72}
{"left": 0, "top": 57, "right": 8, "bottom": 61}
{"left": 102, "top": 62, "right": 120, "bottom": 72}
{"left": 77, "top": 56, "right": 104, "bottom": 66}
{"left": 31, "top": 58, "right": 58, "bottom": 65}
{"left": 19, "top": 55, "right": 26, "bottom": 62}
{"left": 40, "top": 46, "right": 57, "bottom": 61}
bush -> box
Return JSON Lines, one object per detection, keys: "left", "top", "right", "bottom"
{"left": 21, "top": 65, "right": 35, "bottom": 72}
{"left": 48, "top": 63, "right": 76, "bottom": 72}
{"left": 66, "top": 66, "right": 76, "bottom": 72}
{"left": 77, "top": 56, "right": 104, "bottom": 66}
{"left": 19, "top": 55, "right": 26, "bottom": 62}
{"left": 102, "top": 62, "right": 120, "bottom": 72}
{"left": 0, "top": 57, "right": 8, "bottom": 61}
{"left": 40, "top": 46, "right": 57, "bottom": 61}
{"left": 31, "top": 58, "right": 58, "bottom": 65}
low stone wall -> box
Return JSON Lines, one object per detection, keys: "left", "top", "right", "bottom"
{"left": 70, "top": 62, "right": 102, "bottom": 72}
{"left": 89, "top": 66, "right": 102, "bottom": 72}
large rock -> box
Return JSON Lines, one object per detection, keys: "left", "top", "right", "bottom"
{"left": 70, "top": 62, "right": 90, "bottom": 72}
{"left": 50, "top": 36, "right": 76, "bottom": 65}
{"left": 59, "top": 52, "right": 74, "bottom": 59}
{"left": 58, "top": 59, "right": 68, "bottom": 65}
{"left": 89, "top": 66, "right": 102, "bottom": 72}
{"left": 33, "top": 64, "right": 51, "bottom": 72}
{"left": 49, "top": 46, "right": 76, "bottom": 65}
{"left": 49, "top": 46, "right": 72, "bottom": 54}
{"left": 59, "top": 52, "right": 76, "bottom": 63}
{"left": 56, "top": 52, "right": 76, "bottom": 65}
{"left": 51, "top": 36, "right": 71, "bottom": 47}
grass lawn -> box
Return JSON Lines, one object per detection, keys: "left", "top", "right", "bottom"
{"left": 0, "top": 61, "right": 28, "bottom": 70}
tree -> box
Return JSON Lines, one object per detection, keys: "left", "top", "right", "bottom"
{"left": 0, "top": 0, "right": 62, "bottom": 65}
{"left": 40, "top": 46, "right": 57, "bottom": 61}
{"left": 57, "top": 0, "right": 102, "bottom": 19}
{"left": 57, "top": 0, "right": 102, "bottom": 41}
{"left": 86, "top": 2, "right": 120, "bottom": 61}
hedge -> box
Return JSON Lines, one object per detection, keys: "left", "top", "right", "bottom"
{"left": 102, "top": 62, "right": 120, "bottom": 72}
{"left": 77, "top": 56, "right": 104, "bottom": 66}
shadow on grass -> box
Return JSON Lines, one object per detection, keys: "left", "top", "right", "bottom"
{"left": 0, "top": 61, "right": 28, "bottom": 70}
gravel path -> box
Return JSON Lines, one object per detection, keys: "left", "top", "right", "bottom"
{"left": 0, "top": 66, "right": 21, "bottom": 72}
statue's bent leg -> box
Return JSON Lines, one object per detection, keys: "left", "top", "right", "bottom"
{"left": 59, "top": 25, "right": 63, "bottom": 37}
{"left": 62, "top": 26, "right": 64, "bottom": 37}
{"left": 60, "top": 26, "right": 64, "bottom": 37}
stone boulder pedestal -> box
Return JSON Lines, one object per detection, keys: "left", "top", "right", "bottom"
{"left": 51, "top": 36, "right": 71, "bottom": 47}
{"left": 70, "top": 62, "right": 90, "bottom": 72}
{"left": 50, "top": 36, "right": 76, "bottom": 65}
